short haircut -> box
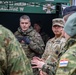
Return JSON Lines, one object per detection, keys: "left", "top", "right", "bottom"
{"left": 20, "top": 15, "right": 30, "bottom": 22}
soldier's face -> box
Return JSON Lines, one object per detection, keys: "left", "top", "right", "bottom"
{"left": 34, "top": 24, "right": 41, "bottom": 32}
{"left": 52, "top": 25, "right": 63, "bottom": 36}
{"left": 20, "top": 19, "right": 31, "bottom": 31}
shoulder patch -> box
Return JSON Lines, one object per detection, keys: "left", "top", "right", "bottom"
{"left": 59, "top": 59, "right": 69, "bottom": 67}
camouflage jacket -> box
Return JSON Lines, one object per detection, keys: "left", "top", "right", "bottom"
{"left": 0, "top": 25, "right": 33, "bottom": 75}
{"left": 56, "top": 36, "right": 76, "bottom": 75}
{"left": 42, "top": 36, "right": 66, "bottom": 60}
{"left": 41, "top": 36, "right": 66, "bottom": 75}
{"left": 14, "top": 26, "right": 45, "bottom": 59}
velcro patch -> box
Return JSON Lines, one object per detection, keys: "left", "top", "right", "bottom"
{"left": 59, "top": 59, "right": 68, "bottom": 67}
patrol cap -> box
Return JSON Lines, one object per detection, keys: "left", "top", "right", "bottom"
{"left": 52, "top": 18, "right": 64, "bottom": 27}
{"left": 63, "top": 6, "right": 76, "bottom": 16}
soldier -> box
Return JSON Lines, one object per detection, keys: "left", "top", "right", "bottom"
{"left": 0, "top": 24, "right": 33, "bottom": 75}
{"left": 56, "top": 6, "right": 76, "bottom": 75}
{"left": 31, "top": 6, "right": 76, "bottom": 75}
{"left": 32, "top": 18, "right": 66, "bottom": 75}
{"left": 14, "top": 15, "right": 45, "bottom": 59}
{"left": 33, "top": 21, "right": 50, "bottom": 45}
{"left": 42, "top": 18, "right": 66, "bottom": 60}
{"left": 14, "top": 15, "right": 45, "bottom": 75}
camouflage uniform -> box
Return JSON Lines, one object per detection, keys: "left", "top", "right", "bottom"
{"left": 42, "top": 36, "right": 66, "bottom": 61}
{"left": 0, "top": 25, "right": 33, "bottom": 75}
{"left": 41, "top": 36, "right": 76, "bottom": 75}
{"left": 56, "top": 36, "right": 76, "bottom": 75}
{"left": 42, "top": 13, "right": 76, "bottom": 75}
{"left": 56, "top": 12, "right": 76, "bottom": 75}
{"left": 41, "top": 36, "right": 66, "bottom": 75}
{"left": 42, "top": 18, "right": 65, "bottom": 61}
{"left": 14, "top": 26, "right": 45, "bottom": 59}
{"left": 40, "top": 18, "right": 66, "bottom": 75}
{"left": 14, "top": 26, "right": 45, "bottom": 75}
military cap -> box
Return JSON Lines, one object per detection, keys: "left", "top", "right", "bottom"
{"left": 63, "top": 6, "right": 76, "bottom": 16}
{"left": 52, "top": 18, "right": 64, "bottom": 27}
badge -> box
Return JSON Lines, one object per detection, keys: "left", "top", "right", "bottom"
{"left": 59, "top": 59, "right": 68, "bottom": 67}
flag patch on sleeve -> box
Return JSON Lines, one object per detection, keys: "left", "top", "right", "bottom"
{"left": 59, "top": 59, "right": 68, "bottom": 67}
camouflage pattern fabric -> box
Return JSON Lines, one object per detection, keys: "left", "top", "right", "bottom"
{"left": 0, "top": 25, "right": 33, "bottom": 75}
{"left": 56, "top": 36, "right": 76, "bottom": 75}
{"left": 41, "top": 36, "right": 66, "bottom": 75}
{"left": 14, "top": 26, "right": 45, "bottom": 75}
{"left": 42, "top": 36, "right": 66, "bottom": 61}
{"left": 14, "top": 26, "right": 45, "bottom": 59}
{"left": 52, "top": 18, "right": 64, "bottom": 27}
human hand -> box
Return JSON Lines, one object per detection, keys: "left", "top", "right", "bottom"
{"left": 33, "top": 56, "right": 44, "bottom": 61}
{"left": 23, "top": 36, "right": 30, "bottom": 44}
{"left": 40, "top": 70, "right": 48, "bottom": 75}
{"left": 31, "top": 58, "right": 45, "bottom": 69}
